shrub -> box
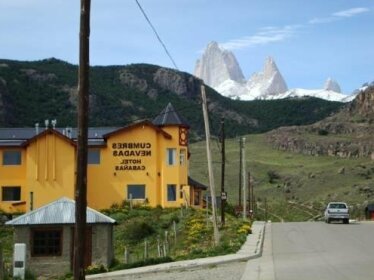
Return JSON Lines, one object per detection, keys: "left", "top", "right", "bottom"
{"left": 267, "top": 170, "right": 281, "bottom": 183}
{"left": 123, "top": 220, "right": 155, "bottom": 241}
{"left": 85, "top": 264, "right": 108, "bottom": 275}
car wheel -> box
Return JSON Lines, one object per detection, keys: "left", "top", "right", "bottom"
{"left": 344, "top": 219, "right": 349, "bottom": 224}
{"left": 327, "top": 218, "right": 330, "bottom": 224}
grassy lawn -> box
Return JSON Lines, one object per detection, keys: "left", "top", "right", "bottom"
{"left": 189, "top": 134, "right": 374, "bottom": 221}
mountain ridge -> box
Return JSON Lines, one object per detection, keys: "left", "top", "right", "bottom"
{"left": 0, "top": 58, "right": 344, "bottom": 139}
{"left": 194, "top": 41, "right": 353, "bottom": 102}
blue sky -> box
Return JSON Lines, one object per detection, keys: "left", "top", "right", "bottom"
{"left": 0, "top": 0, "right": 373, "bottom": 93}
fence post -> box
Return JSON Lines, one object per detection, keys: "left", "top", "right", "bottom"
{"left": 0, "top": 242, "right": 4, "bottom": 280}
{"left": 157, "top": 238, "right": 162, "bottom": 257}
{"left": 144, "top": 239, "right": 148, "bottom": 260}
{"left": 124, "top": 246, "right": 129, "bottom": 264}
{"left": 173, "top": 221, "right": 177, "bottom": 245}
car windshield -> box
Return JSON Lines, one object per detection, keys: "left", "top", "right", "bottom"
{"left": 329, "top": 203, "right": 347, "bottom": 209}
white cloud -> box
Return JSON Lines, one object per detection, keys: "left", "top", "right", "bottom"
{"left": 333, "top": 7, "right": 369, "bottom": 18}
{"left": 220, "top": 25, "right": 300, "bottom": 50}
{"left": 309, "top": 7, "right": 369, "bottom": 24}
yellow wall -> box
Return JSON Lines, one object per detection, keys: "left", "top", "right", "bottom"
{"left": 0, "top": 149, "right": 26, "bottom": 213}
{"left": 26, "top": 133, "right": 76, "bottom": 210}
{"left": 0, "top": 123, "right": 194, "bottom": 213}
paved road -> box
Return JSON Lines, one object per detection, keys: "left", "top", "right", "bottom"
{"left": 244, "top": 221, "right": 374, "bottom": 280}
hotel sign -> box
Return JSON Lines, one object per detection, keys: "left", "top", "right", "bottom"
{"left": 112, "top": 142, "right": 152, "bottom": 171}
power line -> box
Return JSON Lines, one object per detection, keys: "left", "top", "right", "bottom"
{"left": 134, "top": 0, "right": 179, "bottom": 70}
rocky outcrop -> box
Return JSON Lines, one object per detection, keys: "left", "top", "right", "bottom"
{"left": 153, "top": 68, "right": 200, "bottom": 98}
{"left": 266, "top": 86, "right": 374, "bottom": 159}
{"left": 324, "top": 78, "right": 341, "bottom": 93}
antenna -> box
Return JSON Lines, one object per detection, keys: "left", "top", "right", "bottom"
{"left": 51, "top": 119, "right": 57, "bottom": 129}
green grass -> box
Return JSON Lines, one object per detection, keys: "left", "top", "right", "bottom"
{"left": 189, "top": 134, "right": 374, "bottom": 221}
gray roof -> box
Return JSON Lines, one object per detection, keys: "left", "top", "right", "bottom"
{"left": 152, "top": 103, "right": 189, "bottom": 127}
{"left": 5, "top": 197, "right": 116, "bottom": 226}
{"left": 0, "top": 127, "right": 118, "bottom": 147}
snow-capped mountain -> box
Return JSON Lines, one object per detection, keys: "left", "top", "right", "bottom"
{"left": 194, "top": 41, "right": 245, "bottom": 88}
{"left": 194, "top": 41, "right": 353, "bottom": 102}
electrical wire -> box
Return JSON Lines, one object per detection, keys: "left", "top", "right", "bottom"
{"left": 134, "top": 0, "right": 179, "bottom": 70}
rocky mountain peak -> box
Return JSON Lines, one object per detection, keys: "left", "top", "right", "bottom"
{"left": 247, "top": 56, "right": 288, "bottom": 97}
{"left": 324, "top": 78, "right": 341, "bottom": 93}
{"left": 194, "top": 41, "right": 245, "bottom": 88}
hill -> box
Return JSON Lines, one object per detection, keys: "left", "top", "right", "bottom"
{"left": 189, "top": 133, "right": 374, "bottom": 222}
{"left": 266, "top": 86, "right": 374, "bottom": 158}
{"left": 0, "top": 58, "right": 344, "bottom": 139}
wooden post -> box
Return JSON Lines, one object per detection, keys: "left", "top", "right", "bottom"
{"left": 0, "top": 242, "right": 4, "bottom": 280}
{"left": 242, "top": 137, "right": 247, "bottom": 220}
{"left": 124, "top": 246, "right": 129, "bottom": 264}
{"left": 173, "top": 220, "right": 177, "bottom": 244}
{"left": 201, "top": 84, "right": 220, "bottom": 245}
{"left": 220, "top": 117, "right": 226, "bottom": 226}
{"left": 238, "top": 138, "right": 242, "bottom": 207}
{"left": 74, "top": 1, "right": 90, "bottom": 279}
{"left": 144, "top": 239, "right": 148, "bottom": 260}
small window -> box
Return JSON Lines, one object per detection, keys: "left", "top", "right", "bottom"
{"left": 1, "top": 186, "right": 21, "bottom": 201}
{"left": 88, "top": 149, "right": 100, "bottom": 165}
{"left": 2, "top": 150, "right": 22, "bottom": 165}
{"left": 127, "top": 185, "right": 146, "bottom": 199}
{"left": 166, "top": 148, "right": 176, "bottom": 165}
{"left": 167, "top": 184, "right": 177, "bottom": 201}
{"left": 32, "top": 228, "right": 62, "bottom": 256}
{"left": 180, "top": 149, "right": 186, "bottom": 165}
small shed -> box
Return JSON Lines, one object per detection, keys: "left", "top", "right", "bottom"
{"left": 365, "top": 204, "right": 374, "bottom": 220}
{"left": 5, "top": 197, "right": 116, "bottom": 277}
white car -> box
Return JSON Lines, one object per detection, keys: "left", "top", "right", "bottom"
{"left": 324, "top": 202, "right": 349, "bottom": 224}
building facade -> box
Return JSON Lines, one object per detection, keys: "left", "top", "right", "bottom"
{"left": 0, "top": 103, "right": 206, "bottom": 213}
{"left": 6, "top": 197, "right": 116, "bottom": 276}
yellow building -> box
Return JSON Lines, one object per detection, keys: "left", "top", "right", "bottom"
{"left": 0, "top": 103, "right": 206, "bottom": 213}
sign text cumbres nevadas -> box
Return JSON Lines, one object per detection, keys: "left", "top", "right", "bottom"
{"left": 112, "top": 142, "right": 151, "bottom": 171}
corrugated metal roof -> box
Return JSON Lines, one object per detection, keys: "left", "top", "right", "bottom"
{"left": 5, "top": 197, "right": 116, "bottom": 226}
{"left": 0, "top": 127, "right": 120, "bottom": 147}
{"left": 152, "top": 103, "right": 189, "bottom": 127}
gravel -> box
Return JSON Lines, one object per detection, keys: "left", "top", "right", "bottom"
{"left": 120, "top": 261, "right": 247, "bottom": 280}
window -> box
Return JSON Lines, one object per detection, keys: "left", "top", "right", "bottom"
{"left": 1, "top": 186, "right": 21, "bottom": 201}
{"left": 32, "top": 228, "right": 62, "bottom": 256}
{"left": 167, "top": 184, "right": 177, "bottom": 201}
{"left": 166, "top": 148, "right": 176, "bottom": 165}
{"left": 127, "top": 185, "right": 146, "bottom": 199}
{"left": 180, "top": 149, "right": 186, "bottom": 165}
{"left": 2, "top": 150, "right": 21, "bottom": 165}
{"left": 88, "top": 149, "right": 100, "bottom": 164}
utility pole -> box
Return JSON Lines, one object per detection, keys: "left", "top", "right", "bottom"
{"left": 201, "top": 84, "right": 220, "bottom": 245}
{"left": 238, "top": 138, "right": 242, "bottom": 207}
{"left": 74, "top": 0, "right": 90, "bottom": 279}
{"left": 242, "top": 137, "right": 247, "bottom": 220}
{"left": 220, "top": 117, "right": 226, "bottom": 226}
{"left": 248, "top": 171, "right": 251, "bottom": 218}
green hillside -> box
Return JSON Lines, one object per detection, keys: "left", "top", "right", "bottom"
{"left": 189, "top": 134, "right": 374, "bottom": 221}
{"left": 0, "top": 58, "right": 344, "bottom": 139}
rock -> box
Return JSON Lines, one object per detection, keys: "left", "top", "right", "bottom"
{"left": 338, "top": 167, "right": 345, "bottom": 174}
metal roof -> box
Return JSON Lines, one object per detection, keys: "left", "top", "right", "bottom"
{"left": 0, "top": 127, "right": 119, "bottom": 147}
{"left": 188, "top": 176, "right": 207, "bottom": 190}
{"left": 152, "top": 103, "right": 189, "bottom": 127}
{"left": 5, "top": 197, "right": 116, "bottom": 226}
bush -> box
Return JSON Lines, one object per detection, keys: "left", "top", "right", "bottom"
{"left": 123, "top": 220, "right": 155, "bottom": 241}
{"left": 267, "top": 170, "right": 281, "bottom": 183}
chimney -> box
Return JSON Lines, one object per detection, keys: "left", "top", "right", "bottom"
{"left": 51, "top": 119, "right": 57, "bottom": 129}
{"left": 44, "top": 119, "right": 49, "bottom": 130}
{"left": 35, "top": 123, "right": 39, "bottom": 135}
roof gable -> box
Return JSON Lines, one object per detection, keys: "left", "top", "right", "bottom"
{"left": 22, "top": 128, "right": 76, "bottom": 147}
{"left": 103, "top": 120, "right": 171, "bottom": 139}
{"left": 5, "top": 197, "right": 116, "bottom": 225}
